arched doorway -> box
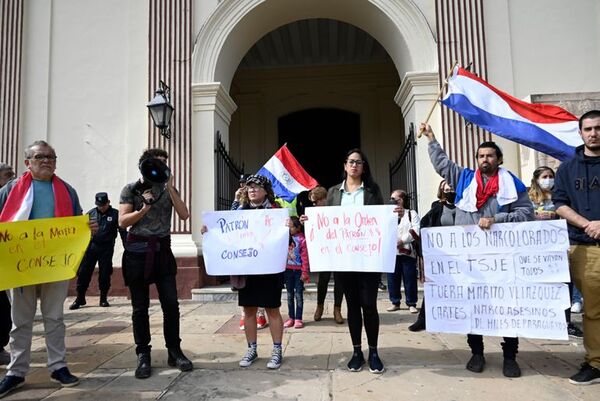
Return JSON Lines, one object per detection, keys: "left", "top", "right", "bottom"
{"left": 279, "top": 108, "right": 360, "bottom": 189}
{"left": 191, "top": 0, "right": 439, "bottom": 246}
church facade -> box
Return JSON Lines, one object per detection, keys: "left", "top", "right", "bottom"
{"left": 2, "top": 0, "right": 599, "bottom": 295}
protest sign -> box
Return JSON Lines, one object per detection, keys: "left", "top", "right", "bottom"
{"left": 202, "top": 208, "right": 289, "bottom": 275}
{"left": 0, "top": 215, "right": 91, "bottom": 291}
{"left": 422, "top": 220, "right": 571, "bottom": 340}
{"left": 304, "top": 205, "right": 397, "bottom": 272}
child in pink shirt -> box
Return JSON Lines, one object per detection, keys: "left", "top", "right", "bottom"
{"left": 284, "top": 217, "right": 310, "bottom": 328}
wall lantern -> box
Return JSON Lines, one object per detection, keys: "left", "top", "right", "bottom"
{"left": 147, "top": 80, "right": 174, "bottom": 139}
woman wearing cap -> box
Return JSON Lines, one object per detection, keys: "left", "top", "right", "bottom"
{"left": 203, "top": 174, "right": 285, "bottom": 369}
{"left": 326, "top": 149, "right": 385, "bottom": 374}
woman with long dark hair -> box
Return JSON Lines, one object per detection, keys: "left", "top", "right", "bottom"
{"left": 326, "top": 148, "right": 385, "bottom": 373}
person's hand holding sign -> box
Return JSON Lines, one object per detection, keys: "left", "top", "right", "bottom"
{"left": 478, "top": 216, "right": 495, "bottom": 230}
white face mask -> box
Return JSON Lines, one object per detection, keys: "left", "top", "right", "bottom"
{"left": 538, "top": 178, "right": 554, "bottom": 190}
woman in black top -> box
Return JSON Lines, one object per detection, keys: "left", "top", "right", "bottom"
{"left": 326, "top": 149, "right": 385, "bottom": 374}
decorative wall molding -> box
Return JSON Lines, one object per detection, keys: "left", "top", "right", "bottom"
{"left": 192, "top": 82, "right": 238, "bottom": 124}
{"left": 395, "top": 71, "right": 439, "bottom": 116}
{"left": 148, "top": 0, "right": 193, "bottom": 233}
{"left": 0, "top": 0, "right": 23, "bottom": 167}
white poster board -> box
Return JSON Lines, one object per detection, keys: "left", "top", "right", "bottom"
{"left": 201, "top": 209, "right": 289, "bottom": 275}
{"left": 422, "top": 220, "right": 571, "bottom": 340}
{"left": 304, "top": 205, "right": 397, "bottom": 273}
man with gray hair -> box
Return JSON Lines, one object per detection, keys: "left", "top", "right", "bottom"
{"left": 0, "top": 141, "right": 97, "bottom": 398}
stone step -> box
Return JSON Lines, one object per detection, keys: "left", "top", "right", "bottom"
{"left": 191, "top": 283, "right": 425, "bottom": 302}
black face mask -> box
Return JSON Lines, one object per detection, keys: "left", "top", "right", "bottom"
{"left": 444, "top": 191, "right": 456, "bottom": 204}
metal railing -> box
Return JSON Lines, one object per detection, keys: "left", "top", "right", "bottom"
{"left": 389, "top": 123, "right": 418, "bottom": 212}
{"left": 215, "top": 132, "right": 244, "bottom": 210}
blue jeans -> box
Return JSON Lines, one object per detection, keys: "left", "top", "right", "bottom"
{"left": 387, "top": 255, "right": 418, "bottom": 307}
{"left": 572, "top": 285, "right": 583, "bottom": 303}
{"left": 285, "top": 269, "right": 304, "bottom": 320}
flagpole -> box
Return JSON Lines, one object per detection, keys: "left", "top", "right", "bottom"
{"left": 417, "top": 60, "right": 459, "bottom": 138}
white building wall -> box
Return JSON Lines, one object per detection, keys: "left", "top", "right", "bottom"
{"left": 20, "top": 0, "right": 148, "bottom": 208}
{"left": 14, "top": 0, "right": 600, "bottom": 258}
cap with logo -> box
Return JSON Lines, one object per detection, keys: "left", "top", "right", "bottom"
{"left": 95, "top": 192, "right": 109, "bottom": 206}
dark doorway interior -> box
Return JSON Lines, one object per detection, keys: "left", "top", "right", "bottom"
{"left": 278, "top": 108, "right": 360, "bottom": 190}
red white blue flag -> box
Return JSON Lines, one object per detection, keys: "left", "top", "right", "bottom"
{"left": 441, "top": 66, "right": 583, "bottom": 161}
{"left": 257, "top": 145, "right": 318, "bottom": 201}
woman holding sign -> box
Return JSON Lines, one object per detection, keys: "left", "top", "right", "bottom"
{"left": 203, "top": 174, "right": 285, "bottom": 370}
{"left": 327, "top": 149, "right": 385, "bottom": 374}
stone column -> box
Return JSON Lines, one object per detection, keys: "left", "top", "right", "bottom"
{"left": 395, "top": 71, "right": 442, "bottom": 212}
{"left": 190, "top": 82, "right": 238, "bottom": 287}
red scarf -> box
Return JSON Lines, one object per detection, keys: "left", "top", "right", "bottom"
{"left": 475, "top": 169, "right": 499, "bottom": 209}
{"left": 0, "top": 171, "right": 73, "bottom": 222}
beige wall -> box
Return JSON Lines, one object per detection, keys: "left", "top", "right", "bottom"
{"left": 228, "top": 62, "right": 404, "bottom": 196}
{"left": 21, "top": 0, "right": 148, "bottom": 208}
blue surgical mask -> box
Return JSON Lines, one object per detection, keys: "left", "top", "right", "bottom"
{"left": 538, "top": 178, "right": 554, "bottom": 190}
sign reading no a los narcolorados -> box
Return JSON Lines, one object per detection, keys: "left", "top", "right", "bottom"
{"left": 422, "top": 220, "right": 571, "bottom": 340}
{"left": 201, "top": 209, "right": 289, "bottom": 275}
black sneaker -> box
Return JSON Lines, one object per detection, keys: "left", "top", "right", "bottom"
{"left": 408, "top": 318, "right": 425, "bottom": 332}
{"left": 569, "top": 363, "right": 600, "bottom": 385}
{"left": 466, "top": 354, "right": 485, "bottom": 373}
{"left": 135, "top": 353, "right": 152, "bottom": 379}
{"left": 69, "top": 298, "right": 86, "bottom": 310}
{"left": 347, "top": 350, "right": 366, "bottom": 372}
{"left": 0, "top": 375, "right": 25, "bottom": 398}
{"left": 378, "top": 282, "right": 387, "bottom": 291}
{"left": 50, "top": 367, "right": 79, "bottom": 387}
{"left": 368, "top": 351, "right": 385, "bottom": 374}
{"left": 503, "top": 358, "right": 521, "bottom": 378}
{"left": 567, "top": 323, "right": 583, "bottom": 338}
{"left": 167, "top": 348, "right": 193, "bottom": 372}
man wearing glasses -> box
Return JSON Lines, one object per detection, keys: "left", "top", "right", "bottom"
{"left": 0, "top": 141, "right": 96, "bottom": 398}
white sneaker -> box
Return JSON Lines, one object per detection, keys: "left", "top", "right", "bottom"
{"left": 386, "top": 304, "right": 400, "bottom": 312}
{"left": 239, "top": 348, "right": 258, "bottom": 367}
{"left": 571, "top": 301, "right": 583, "bottom": 314}
{"left": 409, "top": 306, "right": 418, "bottom": 314}
{"left": 266, "top": 348, "right": 282, "bottom": 369}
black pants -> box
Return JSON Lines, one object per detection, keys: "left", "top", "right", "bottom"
{"left": 123, "top": 251, "right": 181, "bottom": 355}
{"left": 76, "top": 243, "right": 115, "bottom": 296}
{"left": 316, "top": 271, "right": 343, "bottom": 307}
{"left": 467, "top": 334, "right": 519, "bottom": 359}
{"left": 0, "top": 291, "right": 11, "bottom": 350}
{"left": 338, "top": 272, "right": 380, "bottom": 348}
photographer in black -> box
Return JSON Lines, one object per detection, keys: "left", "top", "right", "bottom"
{"left": 118, "top": 148, "right": 192, "bottom": 379}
